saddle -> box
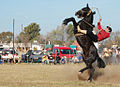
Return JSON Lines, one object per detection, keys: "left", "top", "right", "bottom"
{"left": 75, "top": 25, "right": 84, "bottom": 37}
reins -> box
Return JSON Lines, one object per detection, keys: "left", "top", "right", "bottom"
{"left": 91, "top": 7, "right": 102, "bottom": 19}
{"left": 82, "top": 7, "right": 101, "bottom": 28}
{"left": 82, "top": 19, "right": 95, "bottom": 28}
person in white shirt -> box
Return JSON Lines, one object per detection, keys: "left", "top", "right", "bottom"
{"left": 8, "top": 52, "right": 13, "bottom": 63}
{"left": 14, "top": 53, "right": 20, "bottom": 63}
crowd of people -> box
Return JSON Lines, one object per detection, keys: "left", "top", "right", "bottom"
{"left": 0, "top": 47, "right": 120, "bottom": 65}
{"left": 0, "top": 50, "right": 21, "bottom": 64}
{"left": 0, "top": 49, "right": 83, "bottom": 64}
{"left": 100, "top": 47, "right": 120, "bottom": 65}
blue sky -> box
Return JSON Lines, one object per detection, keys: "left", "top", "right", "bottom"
{"left": 0, "top": 0, "right": 120, "bottom": 35}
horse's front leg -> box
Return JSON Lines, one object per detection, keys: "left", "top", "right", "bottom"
{"left": 63, "top": 17, "right": 78, "bottom": 27}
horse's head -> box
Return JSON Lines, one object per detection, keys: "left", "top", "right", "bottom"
{"left": 75, "top": 4, "right": 95, "bottom": 18}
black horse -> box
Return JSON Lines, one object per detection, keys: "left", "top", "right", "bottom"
{"left": 63, "top": 4, "right": 105, "bottom": 82}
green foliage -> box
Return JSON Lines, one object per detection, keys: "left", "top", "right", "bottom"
{"left": 66, "top": 24, "right": 74, "bottom": 40}
{"left": 55, "top": 40, "right": 64, "bottom": 45}
{"left": 47, "top": 26, "right": 64, "bottom": 44}
{"left": 69, "top": 40, "right": 74, "bottom": 44}
{"left": 24, "top": 23, "right": 40, "bottom": 42}
{"left": 115, "top": 36, "right": 120, "bottom": 46}
{"left": 47, "top": 24, "right": 75, "bottom": 46}
{"left": 16, "top": 23, "right": 41, "bottom": 43}
{"left": 0, "top": 31, "right": 13, "bottom": 43}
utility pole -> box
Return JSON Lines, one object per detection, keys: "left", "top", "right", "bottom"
{"left": 13, "top": 19, "right": 15, "bottom": 60}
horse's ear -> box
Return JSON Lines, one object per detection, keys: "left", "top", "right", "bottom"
{"left": 87, "top": 3, "right": 89, "bottom": 8}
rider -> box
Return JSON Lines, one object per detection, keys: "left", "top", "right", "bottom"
{"left": 77, "top": 19, "right": 112, "bottom": 42}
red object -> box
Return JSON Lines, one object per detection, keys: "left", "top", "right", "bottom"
{"left": 51, "top": 47, "right": 76, "bottom": 59}
{"left": 97, "top": 22, "right": 110, "bottom": 41}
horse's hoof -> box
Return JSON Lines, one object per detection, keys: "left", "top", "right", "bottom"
{"left": 78, "top": 71, "right": 82, "bottom": 74}
{"left": 87, "top": 79, "right": 92, "bottom": 83}
{"left": 63, "top": 20, "right": 68, "bottom": 25}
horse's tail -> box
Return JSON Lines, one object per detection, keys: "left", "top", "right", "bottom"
{"left": 97, "top": 57, "right": 106, "bottom": 68}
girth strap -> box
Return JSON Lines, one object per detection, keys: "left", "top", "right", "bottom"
{"left": 75, "top": 33, "right": 84, "bottom": 37}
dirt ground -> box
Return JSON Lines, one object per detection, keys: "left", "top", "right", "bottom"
{"left": 0, "top": 63, "right": 119, "bottom": 87}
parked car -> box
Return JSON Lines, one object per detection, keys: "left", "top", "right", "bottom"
{"left": 51, "top": 47, "right": 76, "bottom": 63}
{"left": 1, "top": 49, "right": 16, "bottom": 63}
{"left": 0, "top": 47, "right": 4, "bottom": 55}
{"left": 1, "top": 49, "right": 10, "bottom": 63}
{"left": 22, "top": 50, "right": 44, "bottom": 63}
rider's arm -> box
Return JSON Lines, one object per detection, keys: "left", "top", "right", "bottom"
{"left": 97, "top": 19, "right": 103, "bottom": 31}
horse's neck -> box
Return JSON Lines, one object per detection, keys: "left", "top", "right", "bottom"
{"left": 84, "top": 14, "right": 93, "bottom": 24}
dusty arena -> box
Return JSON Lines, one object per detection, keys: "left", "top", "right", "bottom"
{"left": 0, "top": 63, "right": 120, "bottom": 87}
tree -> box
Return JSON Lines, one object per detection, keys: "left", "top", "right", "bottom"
{"left": 16, "top": 23, "right": 41, "bottom": 43}
{"left": 65, "top": 24, "right": 75, "bottom": 44}
{"left": 37, "top": 34, "right": 46, "bottom": 44}
{"left": 112, "top": 31, "right": 120, "bottom": 46}
{"left": 0, "top": 31, "right": 13, "bottom": 43}
{"left": 66, "top": 24, "right": 74, "bottom": 40}
{"left": 15, "top": 32, "right": 29, "bottom": 43}
{"left": 47, "top": 24, "right": 75, "bottom": 46}
{"left": 47, "top": 26, "right": 65, "bottom": 45}
{"left": 115, "top": 36, "right": 120, "bottom": 46}
{"left": 24, "top": 23, "right": 40, "bottom": 42}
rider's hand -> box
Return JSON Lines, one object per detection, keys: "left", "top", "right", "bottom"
{"left": 99, "top": 19, "right": 102, "bottom": 22}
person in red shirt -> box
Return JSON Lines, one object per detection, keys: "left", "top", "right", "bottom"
{"left": 77, "top": 19, "right": 112, "bottom": 42}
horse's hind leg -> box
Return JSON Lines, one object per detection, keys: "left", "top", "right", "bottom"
{"left": 88, "top": 66, "right": 95, "bottom": 82}
{"left": 79, "top": 65, "right": 95, "bottom": 82}
{"left": 79, "top": 66, "right": 89, "bottom": 73}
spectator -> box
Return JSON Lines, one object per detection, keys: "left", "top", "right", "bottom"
{"left": 78, "top": 54, "right": 83, "bottom": 63}
{"left": 14, "top": 53, "right": 20, "bottom": 64}
{"left": 61, "top": 56, "right": 66, "bottom": 64}
{"left": 42, "top": 55, "right": 49, "bottom": 64}
{"left": 116, "top": 48, "right": 120, "bottom": 63}
{"left": 111, "top": 48, "right": 118, "bottom": 65}
{"left": 103, "top": 48, "right": 111, "bottom": 65}
{"left": 54, "top": 53, "right": 61, "bottom": 64}
{"left": 48, "top": 54, "right": 54, "bottom": 64}
{"left": 1, "top": 51, "right": 7, "bottom": 63}
{"left": 8, "top": 52, "right": 13, "bottom": 63}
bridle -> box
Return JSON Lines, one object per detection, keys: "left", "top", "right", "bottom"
{"left": 80, "top": 9, "right": 92, "bottom": 17}
{"left": 75, "top": 9, "right": 95, "bottom": 37}
{"left": 81, "top": 8, "right": 102, "bottom": 28}
{"left": 75, "top": 8, "right": 102, "bottom": 37}
{"left": 80, "top": 9, "right": 95, "bottom": 28}
{"left": 87, "top": 10, "right": 92, "bottom": 16}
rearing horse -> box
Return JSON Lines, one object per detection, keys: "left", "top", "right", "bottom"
{"left": 63, "top": 4, "right": 105, "bottom": 82}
